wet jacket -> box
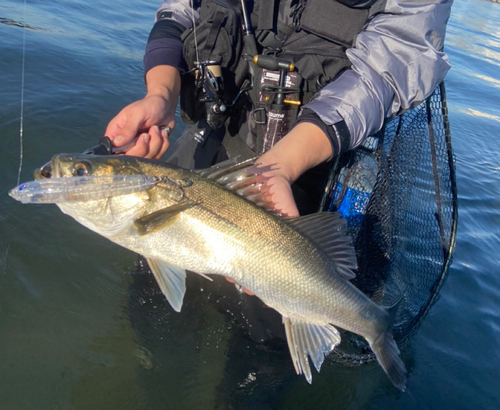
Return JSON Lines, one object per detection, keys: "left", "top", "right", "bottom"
{"left": 144, "top": 0, "right": 452, "bottom": 154}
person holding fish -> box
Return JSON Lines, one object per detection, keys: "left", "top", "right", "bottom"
{"left": 93, "top": 0, "right": 453, "bottom": 390}
{"left": 9, "top": 0, "right": 456, "bottom": 392}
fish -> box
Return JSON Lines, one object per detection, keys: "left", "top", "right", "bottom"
{"left": 33, "top": 153, "right": 407, "bottom": 390}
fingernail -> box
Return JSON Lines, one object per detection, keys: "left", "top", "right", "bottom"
{"left": 114, "top": 135, "right": 124, "bottom": 145}
{"left": 142, "top": 134, "right": 150, "bottom": 144}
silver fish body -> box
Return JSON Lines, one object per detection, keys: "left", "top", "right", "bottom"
{"left": 39, "top": 154, "right": 407, "bottom": 390}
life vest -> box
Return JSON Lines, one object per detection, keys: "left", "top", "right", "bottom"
{"left": 179, "top": 0, "right": 384, "bottom": 126}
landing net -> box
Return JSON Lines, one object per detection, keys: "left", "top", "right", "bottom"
{"left": 322, "top": 82, "right": 458, "bottom": 364}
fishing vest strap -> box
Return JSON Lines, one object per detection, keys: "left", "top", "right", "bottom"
{"left": 200, "top": 9, "right": 226, "bottom": 61}
{"left": 258, "top": 0, "right": 275, "bottom": 31}
{"left": 256, "top": 0, "right": 295, "bottom": 50}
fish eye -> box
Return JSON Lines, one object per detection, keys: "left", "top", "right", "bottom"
{"left": 73, "top": 162, "right": 92, "bottom": 177}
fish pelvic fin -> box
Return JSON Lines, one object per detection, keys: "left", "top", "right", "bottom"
{"left": 146, "top": 257, "right": 186, "bottom": 312}
{"left": 283, "top": 317, "right": 341, "bottom": 384}
{"left": 369, "top": 300, "right": 407, "bottom": 391}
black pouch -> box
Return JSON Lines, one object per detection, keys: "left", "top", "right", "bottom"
{"left": 299, "top": 0, "right": 370, "bottom": 48}
{"left": 180, "top": 0, "right": 249, "bottom": 125}
{"left": 276, "top": 30, "right": 350, "bottom": 105}
{"left": 274, "top": 0, "right": 374, "bottom": 104}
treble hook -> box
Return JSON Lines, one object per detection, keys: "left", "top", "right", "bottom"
{"left": 157, "top": 177, "right": 193, "bottom": 202}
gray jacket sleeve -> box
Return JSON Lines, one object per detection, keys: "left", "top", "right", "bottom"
{"left": 155, "top": 0, "right": 199, "bottom": 28}
{"left": 304, "top": 0, "right": 453, "bottom": 150}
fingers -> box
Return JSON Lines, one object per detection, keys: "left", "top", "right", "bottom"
{"left": 106, "top": 102, "right": 145, "bottom": 146}
{"left": 256, "top": 172, "right": 299, "bottom": 217}
{"left": 105, "top": 95, "right": 175, "bottom": 159}
{"left": 112, "top": 113, "right": 142, "bottom": 148}
{"left": 224, "top": 278, "right": 254, "bottom": 296}
{"left": 138, "top": 125, "right": 169, "bottom": 159}
{"left": 105, "top": 115, "right": 124, "bottom": 139}
{"left": 148, "top": 125, "right": 170, "bottom": 160}
{"left": 121, "top": 133, "right": 150, "bottom": 158}
{"left": 114, "top": 125, "right": 171, "bottom": 159}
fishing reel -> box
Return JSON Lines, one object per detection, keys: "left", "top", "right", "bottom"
{"left": 195, "top": 60, "right": 228, "bottom": 130}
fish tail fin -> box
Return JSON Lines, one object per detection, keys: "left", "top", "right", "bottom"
{"left": 369, "top": 300, "right": 407, "bottom": 391}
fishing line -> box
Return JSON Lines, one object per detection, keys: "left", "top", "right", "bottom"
{"left": 17, "top": 0, "right": 27, "bottom": 186}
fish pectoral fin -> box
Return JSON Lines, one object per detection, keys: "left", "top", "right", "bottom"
{"left": 283, "top": 317, "right": 341, "bottom": 384}
{"left": 146, "top": 257, "right": 186, "bottom": 312}
{"left": 286, "top": 212, "right": 357, "bottom": 280}
{"left": 134, "top": 201, "right": 196, "bottom": 235}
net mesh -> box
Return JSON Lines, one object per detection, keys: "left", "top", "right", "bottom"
{"left": 321, "top": 82, "right": 458, "bottom": 364}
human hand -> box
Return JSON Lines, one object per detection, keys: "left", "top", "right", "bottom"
{"left": 105, "top": 65, "right": 181, "bottom": 160}
{"left": 255, "top": 163, "right": 299, "bottom": 217}
{"left": 255, "top": 121, "right": 333, "bottom": 217}
{"left": 225, "top": 278, "right": 255, "bottom": 295}
{"left": 105, "top": 94, "right": 174, "bottom": 159}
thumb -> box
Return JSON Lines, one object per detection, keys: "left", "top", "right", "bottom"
{"left": 112, "top": 114, "right": 143, "bottom": 147}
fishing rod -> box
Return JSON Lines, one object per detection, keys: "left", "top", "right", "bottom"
{"left": 240, "top": 0, "right": 258, "bottom": 60}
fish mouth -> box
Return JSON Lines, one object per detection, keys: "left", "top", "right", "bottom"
{"left": 34, "top": 156, "right": 59, "bottom": 180}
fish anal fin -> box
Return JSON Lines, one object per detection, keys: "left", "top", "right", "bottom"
{"left": 286, "top": 212, "right": 358, "bottom": 280}
{"left": 146, "top": 257, "right": 186, "bottom": 312}
{"left": 134, "top": 201, "right": 195, "bottom": 235}
{"left": 283, "top": 317, "right": 341, "bottom": 384}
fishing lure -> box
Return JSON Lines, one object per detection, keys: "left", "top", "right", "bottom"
{"left": 9, "top": 175, "right": 159, "bottom": 204}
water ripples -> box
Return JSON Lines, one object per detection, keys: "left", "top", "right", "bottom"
{"left": 1, "top": 0, "right": 500, "bottom": 408}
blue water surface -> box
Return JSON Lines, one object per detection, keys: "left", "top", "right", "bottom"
{"left": 1, "top": 0, "right": 499, "bottom": 409}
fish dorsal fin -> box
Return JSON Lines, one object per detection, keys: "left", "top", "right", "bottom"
{"left": 134, "top": 201, "right": 196, "bottom": 236}
{"left": 146, "top": 257, "right": 187, "bottom": 312}
{"left": 286, "top": 212, "right": 357, "bottom": 280}
{"left": 283, "top": 317, "right": 341, "bottom": 384}
{"left": 197, "top": 158, "right": 280, "bottom": 213}
{"left": 196, "top": 157, "right": 252, "bottom": 179}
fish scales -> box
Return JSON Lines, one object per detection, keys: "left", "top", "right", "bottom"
{"left": 29, "top": 154, "right": 407, "bottom": 390}
{"left": 114, "top": 166, "right": 385, "bottom": 335}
